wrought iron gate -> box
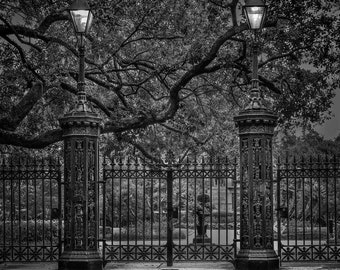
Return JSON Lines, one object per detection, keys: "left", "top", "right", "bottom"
{"left": 101, "top": 156, "right": 238, "bottom": 265}
{"left": 277, "top": 155, "right": 340, "bottom": 262}
{"left": 0, "top": 157, "right": 62, "bottom": 262}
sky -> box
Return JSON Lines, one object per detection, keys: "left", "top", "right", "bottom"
{"left": 314, "top": 88, "right": 340, "bottom": 139}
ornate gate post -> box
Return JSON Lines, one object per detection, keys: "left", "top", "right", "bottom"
{"left": 58, "top": 99, "right": 102, "bottom": 270}
{"left": 234, "top": 103, "right": 279, "bottom": 269}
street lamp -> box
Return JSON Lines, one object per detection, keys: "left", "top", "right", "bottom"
{"left": 243, "top": 0, "right": 267, "bottom": 30}
{"left": 234, "top": 0, "right": 279, "bottom": 269}
{"left": 68, "top": 0, "right": 93, "bottom": 109}
{"left": 69, "top": 0, "right": 93, "bottom": 35}
{"left": 58, "top": 1, "right": 102, "bottom": 269}
{"left": 243, "top": 0, "right": 267, "bottom": 110}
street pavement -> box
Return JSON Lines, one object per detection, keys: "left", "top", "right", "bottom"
{"left": 1, "top": 262, "right": 340, "bottom": 270}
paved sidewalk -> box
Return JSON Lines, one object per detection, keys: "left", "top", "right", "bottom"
{"left": 0, "top": 262, "right": 340, "bottom": 270}
{"left": 107, "top": 262, "right": 231, "bottom": 269}
{"left": 106, "top": 262, "right": 340, "bottom": 270}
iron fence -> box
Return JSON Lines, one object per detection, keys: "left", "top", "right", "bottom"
{"left": 0, "top": 157, "right": 62, "bottom": 262}
{"left": 101, "top": 156, "right": 238, "bottom": 265}
{"left": 1, "top": 153, "right": 340, "bottom": 264}
{"left": 277, "top": 155, "right": 340, "bottom": 262}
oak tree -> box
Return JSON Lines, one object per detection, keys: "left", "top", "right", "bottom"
{"left": 0, "top": 0, "right": 339, "bottom": 160}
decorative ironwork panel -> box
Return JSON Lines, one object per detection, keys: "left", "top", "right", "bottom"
{"left": 87, "top": 140, "right": 97, "bottom": 250}
{"left": 0, "top": 157, "right": 62, "bottom": 262}
{"left": 277, "top": 155, "right": 340, "bottom": 262}
{"left": 239, "top": 135, "right": 274, "bottom": 251}
{"left": 240, "top": 138, "right": 250, "bottom": 249}
{"left": 101, "top": 157, "right": 238, "bottom": 263}
{"left": 63, "top": 137, "right": 99, "bottom": 252}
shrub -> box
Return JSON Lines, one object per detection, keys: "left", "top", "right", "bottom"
{"left": 0, "top": 220, "right": 59, "bottom": 244}
{"left": 101, "top": 222, "right": 186, "bottom": 241}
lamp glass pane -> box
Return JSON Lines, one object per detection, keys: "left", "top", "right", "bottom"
{"left": 70, "top": 10, "right": 89, "bottom": 33}
{"left": 245, "top": 6, "right": 265, "bottom": 29}
{"left": 85, "top": 11, "right": 93, "bottom": 33}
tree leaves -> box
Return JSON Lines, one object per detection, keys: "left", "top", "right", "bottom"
{"left": 0, "top": 0, "right": 339, "bottom": 160}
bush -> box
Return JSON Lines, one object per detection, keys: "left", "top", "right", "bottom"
{"left": 280, "top": 226, "right": 338, "bottom": 240}
{"left": 0, "top": 220, "right": 59, "bottom": 244}
{"left": 101, "top": 222, "right": 186, "bottom": 241}
{"left": 211, "top": 210, "right": 239, "bottom": 223}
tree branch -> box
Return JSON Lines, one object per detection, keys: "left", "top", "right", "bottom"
{"left": 157, "top": 23, "right": 249, "bottom": 121}
{"left": 259, "top": 46, "right": 310, "bottom": 68}
{"left": 0, "top": 82, "right": 44, "bottom": 131}
{"left": 0, "top": 128, "right": 63, "bottom": 149}
{"left": 1, "top": 36, "right": 45, "bottom": 83}
{"left": 37, "top": 12, "right": 69, "bottom": 33}
{"left": 160, "top": 123, "right": 207, "bottom": 145}
{"left": 119, "top": 134, "right": 163, "bottom": 164}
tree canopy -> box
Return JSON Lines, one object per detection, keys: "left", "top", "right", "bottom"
{"left": 276, "top": 129, "right": 340, "bottom": 158}
{"left": 0, "top": 0, "right": 339, "bottom": 160}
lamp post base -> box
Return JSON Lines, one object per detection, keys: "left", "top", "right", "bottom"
{"left": 58, "top": 250, "right": 103, "bottom": 270}
{"left": 235, "top": 249, "right": 279, "bottom": 270}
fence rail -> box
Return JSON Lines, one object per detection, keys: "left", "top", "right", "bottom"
{"left": 0, "top": 158, "right": 62, "bottom": 262}
{"left": 277, "top": 155, "right": 340, "bottom": 262}
{"left": 101, "top": 157, "right": 238, "bottom": 265}
{"left": 1, "top": 154, "right": 340, "bottom": 264}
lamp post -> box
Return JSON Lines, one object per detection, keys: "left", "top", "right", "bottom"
{"left": 244, "top": 0, "right": 267, "bottom": 111}
{"left": 58, "top": 0, "right": 102, "bottom": 269}
{"left": 68, "top": 0, "right": 93, "bottom": 110}
{"left": 234, "top": 0, "right": 279, "bottom": 269}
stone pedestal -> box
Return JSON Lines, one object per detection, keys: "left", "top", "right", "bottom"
{"left": 193, "top": 220, "right": 211, "bottom": 244}
{"left": 193, "top": 236, "right": 211, "bottom": 245}
{"left": 58, "top": 104, "right": 102, "bottom": 270}
{"left": 234, "top": 109, "right": 279, "bottom": 270}
{"left": 193, "top": 195, "right": 211, "bottom": 245}
{"left": 235, "top": 249, "right": 279, "bottom": 270}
